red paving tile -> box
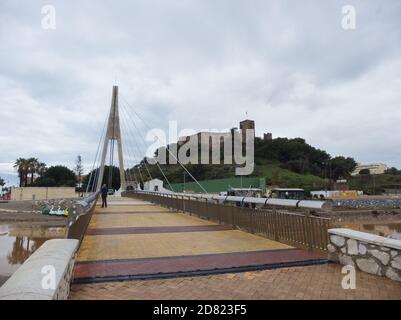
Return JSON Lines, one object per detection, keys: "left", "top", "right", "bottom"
{"left": 74, "top": 248, "right": 325, "bottom": 283}
{"left": 70, "top": 264, "right": 401, "bottom": 300}
{"left": 85, "top": 224, "right": 233, "bottom": 235}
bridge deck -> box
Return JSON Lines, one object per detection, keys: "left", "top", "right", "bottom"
{"left": 73, "top": 197, "right": 325, "bottom": 283}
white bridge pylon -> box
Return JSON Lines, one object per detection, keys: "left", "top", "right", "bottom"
{"left": 96, "top": 85, "right": 127, "bottom": 192}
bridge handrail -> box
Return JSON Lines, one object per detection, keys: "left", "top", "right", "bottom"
{"left": 129, "top": 190, "right": 332, "bottom": 211}
{"left": 67, "top": 191, "right": 100, "bottom": 242}
{"left": 127, "top": 190, "right": 332, "bottom": 251}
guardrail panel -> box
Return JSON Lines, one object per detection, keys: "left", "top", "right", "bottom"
{"left": 125, "top": 192, "right": 331, "bottom": 252}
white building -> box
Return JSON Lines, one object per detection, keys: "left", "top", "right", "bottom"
{"left": 351, "top": 163, "right": 388, "bottom": 176}
{"left": 143, "top": 178, "right": 171, "bottom": 193}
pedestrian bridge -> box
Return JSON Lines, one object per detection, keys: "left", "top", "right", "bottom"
{"left": 73, "top": 195, "right": 326, "bottom": 283}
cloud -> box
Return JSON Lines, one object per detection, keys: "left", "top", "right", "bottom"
{"left": 0, "top": 0, "right": 400, "bottom": 184}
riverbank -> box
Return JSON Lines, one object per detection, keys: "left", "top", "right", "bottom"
{"left": 0, "top": 200, "right": 66, "bottom": 225}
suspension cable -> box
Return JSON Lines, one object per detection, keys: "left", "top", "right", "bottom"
{"left": 119, "top": 103, "right": 153, "bottom": 180}
{"left": 120, "top": 100, "right": 174, "bottom": 192}
{"left": 118, "top": 107, "right": 146, "bottom": 188}
{"left": 121, "top": 96, "right": 208, "bottom": 194}
{"left": 86, "top": 112, "right": 108, "bottom": 194}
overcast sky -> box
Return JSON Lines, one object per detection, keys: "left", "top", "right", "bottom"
{"left": 0, "top": 0, "right": 401, "bottom": 185}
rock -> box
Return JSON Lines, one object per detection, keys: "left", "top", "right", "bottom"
{"left": 385, "top": 267, "right": 401, "bottom": 282}
{"left": 391, "top": 251, "right": 398, "bottom": 258}
{"left": 356, "top": 258, "right": 380, "bottom": 275}
{"left": 330, "top": 235, "right": 345, "bottom": 247}
{"left": 347, "top": 239, "right": 358, "bottom": 255}
{"left": 358, "top": 244, "right": 367, "bottom": 255}
{"left": 341, "top": 247, "right": 346, "bottom": 254}
{"left": 327, "top": 244, "right": 336, "bottom": 253}
{"left": 380, "top": 247, "right": 390, "bottom": 252}
{"left": 391, "top": 256, "right": 401, "bottom": 270}
{"left": 339, "top": 254, "right": 355, "bottom": 267}
{"left": 370, "top": 250, "right": 390, "bottom": 265}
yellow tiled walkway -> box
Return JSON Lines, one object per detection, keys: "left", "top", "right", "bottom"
{"left": 89, "top": 212, "right": 215, "bottom": 229}
{"left": 97, "top": 205, "right": 170, "bottom": 213}
{"left": 78, "top": 230, "right": 291, "bottom": 262}
{"left": 77, "top": 196, "right": 292, "bottom": 263}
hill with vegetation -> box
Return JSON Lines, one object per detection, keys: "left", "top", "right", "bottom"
{"left": 349, "top": 169, "right": 401, "bottom": 195}
{"left": 131, "top": 136, "right": 357, "bottom": 193}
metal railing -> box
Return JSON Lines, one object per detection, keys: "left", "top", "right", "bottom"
{"left": 126, "top": 191, "right": 332, "bottom": 252}
{"left": 131, "top": 190, "right": 332, "bottom": 211}
{"left": 67, "top": 192, "right": 100, "bottom": 243}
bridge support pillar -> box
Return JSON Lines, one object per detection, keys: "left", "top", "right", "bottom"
{"left": 96, "top": 85, "right": 127, "bottom": 192}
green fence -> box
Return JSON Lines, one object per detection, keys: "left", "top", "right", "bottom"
{"left": 166, "top": 177, "right": 266, "bottom": 193}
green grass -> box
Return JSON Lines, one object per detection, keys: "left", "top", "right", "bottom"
{"left": 254, "top": 164, "right": 327, "bottom": 192}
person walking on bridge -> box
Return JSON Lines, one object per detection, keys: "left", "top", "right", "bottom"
{"left": 101, "top": 184, "right": 108, "bottom": 208}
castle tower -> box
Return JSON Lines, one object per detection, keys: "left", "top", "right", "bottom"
{"left": 239, "top": 119, "right": 255, "bottom": 142}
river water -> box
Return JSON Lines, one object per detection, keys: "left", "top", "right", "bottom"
{"left": 0, "top": 223, "right": 66, "bottom": 286}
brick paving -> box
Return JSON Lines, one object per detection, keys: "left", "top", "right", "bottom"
{"left": 69, "top": 197, "right": 401, "bottom": 299}
{"left": 74, "top": 249, "right": 323, "bottom": 281}
{"left": 70, "top": 263, "right": 401, "bottom": 300}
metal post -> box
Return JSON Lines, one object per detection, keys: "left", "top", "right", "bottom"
{"left": 273, "top": 208, "right": 279, "bottom": 241}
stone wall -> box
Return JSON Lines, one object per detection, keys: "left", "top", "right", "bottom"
{"left": 332, "top": 198, "right": 401, "bottom": 209}
{"left": 11, "top": 187, "right": 77, "bottom": 201}
{"left": 328, "top": 228, "right": 401, "bottom": 282}
{"left": 0, "top": 239, "right": 79, "bottom": 300}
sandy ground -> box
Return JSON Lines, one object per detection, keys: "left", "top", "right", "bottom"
{"left": 0, "top": 200, "right": 67, "bottom": 225}
{"left": 0, "top": 211, "right": 66, "bottom": 225}
{"left": 0, "top": 200, "right": 34, "bottom": 211}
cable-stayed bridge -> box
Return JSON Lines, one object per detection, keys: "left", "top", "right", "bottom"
{"left": 65, "top": 86, "right": 331, "bottom": 285}
{"left": 2, "top": 86, "right": 401, "bottom": 300}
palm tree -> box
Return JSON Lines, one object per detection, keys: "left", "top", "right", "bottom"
{"left": 36, "top": 162, "right": 47, "bottom": 178}
{"left": 14, "top": 158, "right": 29, "bottom": 187}
{"left": 27, "top": 157, "right": 39, "bottom": 185}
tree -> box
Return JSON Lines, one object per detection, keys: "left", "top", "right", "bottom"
{"left": 34, "top": 165, "right": 76, "bottom": 187}
{"left": 83, "top": 165, "right": 121, "bottom": 191}
{"left": 27, "top": 157, "right": 39, "bottom": 185}
{"left": 14, "top": 158, "right": 29, "bottom": 187}
{"left": 330, "top": 156, "right": 357, "bottom": 180}
{"left": 359, "top": 169, "right": 370, "bottom": 175}
{"left": 36, "top": 162, "right": 47, "bottom": 177}
{"left": 13, "top": 158, "right": 46, "bottom": 187}
{"left": 75, "top": 155, "right": 84, "bottom": 190}
{"left": 386, "top": 167, "right": 399, "bottom": 175}
{"left": 0, "top": 177, "right": 5, "bottom": 188}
